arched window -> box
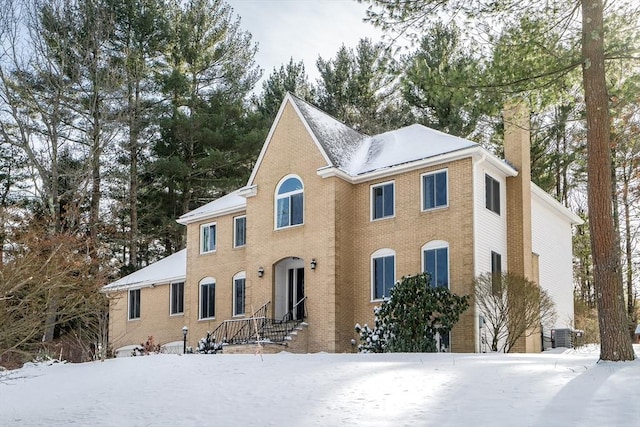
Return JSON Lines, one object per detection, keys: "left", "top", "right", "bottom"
{"left": 275, "top": 175, "right": 304, "bottom": 229}
{"left": 232, "top": 272, "right": 246, "bottom": 317}
{"left": 371, "top": 248, "right": 396, "bottom": 300}
{"left": 199, "top": 277, "right": 216, "bottom": 319}
{"left": 422, "top": 241, "right": 449, "bottom": 288}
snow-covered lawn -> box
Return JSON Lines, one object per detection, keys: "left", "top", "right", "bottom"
{"left": 1, "top": 345, "right": 639, "bottom": 427}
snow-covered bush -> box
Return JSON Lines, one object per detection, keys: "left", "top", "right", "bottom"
{"left": 355, "top": 273, "right": 470, "bottom": 353}
{"left": 197, "top": 332, "right": 223, "bottom": 354}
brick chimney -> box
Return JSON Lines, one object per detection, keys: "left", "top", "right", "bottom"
{"left": 504, "top": 100, "right": 540, "bottom": 353}
{"left": 504, "top": 100, "right": 533, "bottom": 281}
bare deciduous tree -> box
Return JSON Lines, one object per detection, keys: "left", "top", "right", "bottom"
{"left": 475, "top": 272, "right": 556, "bottom": 353}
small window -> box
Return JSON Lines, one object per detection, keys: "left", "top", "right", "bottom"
{"left": 372, "top": 249, "right": 396, "bottom": 300}
{"left": 234, "top": 216, "right": 246, "bottom": 247}
{"left": 422, "top": 170, "right": 448, "bottom": 210}
{"left": 491, "top": 251, "right": 502, "bottom": 292}
{"left": 371, "top": 181, "right": 394, "bottom": 220}
{"left": 485, "top": 174, "right": 500, "bottom": 215}
{"left": 200, "top": 279, "right": 216, "bottom": 319}
{"left": 233, "top": 273, "right": 246, "bottom": 316}
{"left": 201, "top": 222, "right": 217, "bottom": 253}
{"left": 423, "top": 242, "right": 449, "bottom": 288}
{"left": 170, "top": 282, "right": 184, "bottom": 315}
{"left": 128, "top": 289, "right": 140, "bottom": 320}
{"left": 276, "top": 176, "right": 304, "bottom": 229}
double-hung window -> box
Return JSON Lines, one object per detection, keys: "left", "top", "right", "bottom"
{"left": 423, "top": 242, "right": 449, "bottom": 288}
{"left": 371, "top": 181, "right": 394, "bottom": 220}
{"left": 201, "top": 222, "right": 217, "bottom": 253}
{"left": 234, "top": 216, "right": 246, "bottom": 247}
{"left": 485, "top": 174, "right": 500, "bottom": 215}
{"left": 170, "top": 282, "right": 184, "bottom": 315}
{"left": 233, "top": 273, "right": 246, "bottom": 316}
{"left": 200, "top": 279, "right": 216, "bottom": 319}
{"left": 128, "top": 289, "right": 141, "bottom": 320}
{"left": 276, "top": 176, "right": 304, "bottom": 228}
{"left": 372, "top": 249, "right": 396, "bottom": 300}
{"left": 422, "top": 169, "right": 448, "bottom": 210}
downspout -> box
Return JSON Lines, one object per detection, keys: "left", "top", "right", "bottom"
{"left": 472, "top": 152, "right": 487, "bottom": 353}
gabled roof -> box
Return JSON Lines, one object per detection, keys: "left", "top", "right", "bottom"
{"left": 345, "top": 124, "right": 477, "bottom": 176}
{"left": 290, "top": 95, "right": 366, "bottom": 170}
{"left": 102, "top": 249, "right": 186, "bottom": 292}
{"left": 176, "top": 190, "right": 246, "bottom": 225}
{"left": 249, "top": 93, "right": 490, "bottom": 183}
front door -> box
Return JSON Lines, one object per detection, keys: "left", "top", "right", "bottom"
{"left": 287, "top": 267, "right": 304, "bottom": 320}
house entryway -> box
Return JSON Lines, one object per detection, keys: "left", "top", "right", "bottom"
{"left": 274, "top": 257, "right": 305, "bottom": 321}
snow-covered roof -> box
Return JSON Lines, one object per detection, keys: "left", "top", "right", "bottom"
{"left": 102, "top": 249, "right": 186, "bottom": 292}
{"left": 176, "top": 190, "right": 246, "bottom": 225}
{"left": 344, "top": 124, "right": 477, "bottom": 175}
{"left": 290, "top": 96, "right": 366, "bottom": 170}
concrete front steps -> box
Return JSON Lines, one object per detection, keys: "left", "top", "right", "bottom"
{"left": 222, "top": 322, "right": 309, "bottom": 354}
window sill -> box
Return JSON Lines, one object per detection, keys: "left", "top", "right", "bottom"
{"left": 274, "top": 223, "right": 304, "bottom": 231}
{"left": 370, "top": 215, "right": 395, "bottom": 222}
{"left": 200, "top": 250, "right": 217, "bottom": 255}
{"left": 421, "top": 205, "right": 449, "bottom": 213}
{"left": 170, "top": 313, "right": 184, "bottom": 317}
{"left": 198, "top": 317, "right": 216, "bottom": 321}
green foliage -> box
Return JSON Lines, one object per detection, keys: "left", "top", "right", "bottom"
{"left": 356, "top": 273, "right": 470, "bottom": 353}
{"left": 315, "top": 38, "right": 408, "bottom": 134}
{"left": 401, "top": 21, "right": 494, "bottom": 139}
{"left": 257, "top": 58, "right": 315, "bottom": 120}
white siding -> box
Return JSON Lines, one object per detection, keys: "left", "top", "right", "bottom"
{"left": 531, "top": 193, "right": 575, "bottom": 330}
{"left": 473, "top": 161, "right": 508, "bottom": 277}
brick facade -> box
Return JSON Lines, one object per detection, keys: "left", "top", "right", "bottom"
{"left": 107, "top": 94, "right": 577, "bottom": 354}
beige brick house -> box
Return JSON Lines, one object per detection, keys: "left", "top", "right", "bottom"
{"left": 103, "top": 93, "right": 582, "bottom": 355}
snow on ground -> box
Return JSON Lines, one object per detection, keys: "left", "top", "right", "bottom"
{"left": 1, "top": 345, "right": 639, "bottom": 427}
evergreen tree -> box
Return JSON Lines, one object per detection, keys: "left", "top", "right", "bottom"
{"left": 316, "top": 38, "right": 407, "bottom": 134}
{"left": 356, "top": 273, "right": 469, "bottom": 353}
{"left": 256, "top": 57, "right": 315, "bottom": 121}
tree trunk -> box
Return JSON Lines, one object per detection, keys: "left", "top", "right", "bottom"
{"left": 581, "top": 0, "right": 635, "bottom": 361}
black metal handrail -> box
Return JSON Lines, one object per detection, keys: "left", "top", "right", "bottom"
{"left": 281, "top": 296, "right": 307, "bottom": 323}
{"left": 206, "top": 299, "right": 306, "bottom": 347}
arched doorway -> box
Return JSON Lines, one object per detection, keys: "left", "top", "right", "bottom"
{"left": 274, "top": 257, "right": 305, "bottom": 320}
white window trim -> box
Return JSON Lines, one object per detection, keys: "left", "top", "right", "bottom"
{"left": 370, "top": 180, "right": 395, "bottom": 221}
{"left": 421, "top": 240, "right": 450, "bottom": 289}
{"left": 169, "top": 281, "right": 184, "bottom": 316}
{"left": 420, "top": 168, "right": 449, "bottom": 212}
{"left": 200, "top": 222, "right": 217, "bottom": 254}
{"left": 371, "top": 248, "right": 396, "bottom": 301}
{"left": 233, "top": 215, "right": 247, "bottom": 248}
{"left": 199, "top": 277, "right": 216, "bottom": 320}
{"left": 128, "top": 288, "right": 140, "bottom": 321}
{"left": 232, "top": 272, "right": 246, "bottom": 317}
{"left": 274, "top": 174, "right": 305, "bottom": 230}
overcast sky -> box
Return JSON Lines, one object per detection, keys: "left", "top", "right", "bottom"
{"left": 227, "top": 0, "right": 384, "bottom": 89}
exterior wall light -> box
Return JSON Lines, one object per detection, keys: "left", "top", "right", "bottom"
{"left": 258, "top": 267, "right": 264, "bottom": 277}
{"left": 310, "top": 258, "right": 317, "bottom": 270}
{"left": 182, "top": 325, "right": 188, "bottom": 354}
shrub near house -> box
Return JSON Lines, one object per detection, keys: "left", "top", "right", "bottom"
{"left": 356, "top": 273, "right": 469, "bottom": 353}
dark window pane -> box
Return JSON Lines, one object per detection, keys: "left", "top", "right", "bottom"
{"left": 383, "top": 184, "right": 394, "bottom": 217}
{"left": 492, "top": 180, "right": 500, "bottom": 215}
{"left": 374, "top": 257, "right": 384, "bottom": 298}
{"left": 435, "top": 172, "right": 447, "bottom": 206}
{"left": 436, "top": 248, "right": 448, "bottom": 287}
{"left": 425, "top": 250, "right": 436, "bottom": 287}
{"left": 291, "top": 193, "right": 303, "bottom": 225}
{"left": 235, "top": 217, "right": 246, "bottom": 247}
{"left": 384, "top": 256, "right": 395, "bottom": 296}
{"left": 234, "top": 278, "right": 245, "bottom": 315}
{"left": 423, "top": 175, "right": 435, "bottom": 209}
{"left": 374, "top": 187, "right": 384, "bottom": 218}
